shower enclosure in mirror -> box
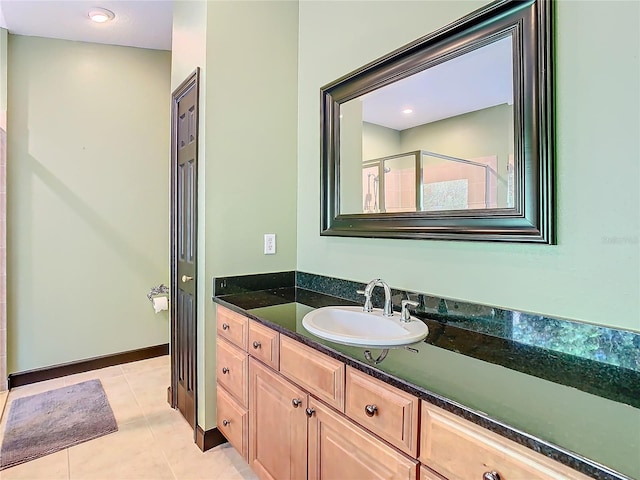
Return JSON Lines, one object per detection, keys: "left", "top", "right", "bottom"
{"left": 355, "top": 150, "right": 511, "bottom": 215}
{"left": 321, "top": 0, "right": 554, "bottom": 243}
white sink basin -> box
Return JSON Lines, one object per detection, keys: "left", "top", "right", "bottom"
{"left": 302, "top": 306, "right": 428, "bottom": 347}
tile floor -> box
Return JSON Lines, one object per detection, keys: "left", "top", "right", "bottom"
{"left": 0, "top": 356, "right": 258, "bottom": 480}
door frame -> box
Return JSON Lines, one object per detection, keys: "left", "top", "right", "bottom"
{"left": 170, "top": 68, "right": 200, "bottom": 435}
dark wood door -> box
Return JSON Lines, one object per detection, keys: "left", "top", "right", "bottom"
{"left": 171, "top": 69, "right": 199, "bottom": 430}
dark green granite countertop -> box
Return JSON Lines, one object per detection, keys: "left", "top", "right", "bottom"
{"left": 213, "top": 275, "right": 640, "bottom": 480}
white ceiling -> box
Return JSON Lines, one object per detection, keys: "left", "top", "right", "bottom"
{"left": 0, "top": 0, "right": 173, "bottom": 51}
{"left": 359, "top": 36, "right": 514, "bottom": 131}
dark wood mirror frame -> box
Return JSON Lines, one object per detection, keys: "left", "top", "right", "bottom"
{"left": 320, "top": 0, "right": 554, "bottom": 243}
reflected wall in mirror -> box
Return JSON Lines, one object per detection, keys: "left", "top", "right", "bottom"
{"left": 322, "top": 0, "right": 554, "bottom": 243}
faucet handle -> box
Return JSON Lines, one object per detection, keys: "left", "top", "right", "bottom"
{"left": 357, "top": 289, "right": 373, "bottom": 312}
{"left": 401, "top": 300, "right": 419, "bottom": 322}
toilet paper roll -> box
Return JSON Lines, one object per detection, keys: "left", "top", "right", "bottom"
{"left": 152, "top": 296, "right": 169, "bottom": 313}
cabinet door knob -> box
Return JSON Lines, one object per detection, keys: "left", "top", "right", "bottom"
{"left": 253, "top": 340, "right": 262, "bottom": 349}
{"left": 365, "top": 404, "right": 378, "bottom": 417}
{"left": 482, "top": 472, "right": 501, "bottom": 480}
{"left": 222, "top": 419, "right": 230, "bottom": 427}
{"left": 292, "top": 398, "right": 302, "bottom": 408}
{"left": 305, "top": 407, "right": 316, "bottom": 418}
{"left": 222, "top": 323, "right": 229, "bottom": 330}
{"left": 222, "top": 367, "right": 229, "bottom": 374}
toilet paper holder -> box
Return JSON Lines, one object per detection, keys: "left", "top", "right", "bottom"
{"left": 147, "top": 284, "right": 170, "bottom": 303}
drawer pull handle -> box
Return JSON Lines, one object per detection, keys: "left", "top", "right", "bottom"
{"left": 365, "top": 404, "right": 378, "bottom": 417}
{"left": 222, "top": 367, "right": 229, "bottom": 374}
{"left": 482, "top": 472, "right": 501, "bottom": 480}
{"left": 222, "top": 419, "right": 230, "bottom": 427}
{"left": 291, "top": 398, "right": 302, "bottom": 408}
{"left": 222, "top": 323, "right": 229, "bottom": 330}
{"left": 252, "top": 341, "right": 262, "bottom": 349}
{"left": 305, "top": 407, "right": 315, "bottom": 418}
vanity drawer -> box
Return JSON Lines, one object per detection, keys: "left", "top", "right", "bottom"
{"left": 217, "top": 305, "right": 248, "bottom": 350}
{"left": 216, "top": 337, "right": 248, "bottom": 407}
{"left": 248, "top": 320, "right": 280, "bottom": 370}
{"left": 420, "top": 403, "right": 592, "bottom": 480}
{"left": 217, "top": 384, "right": 248, "bottom": 462}
{"left": 279, "top": 335, "right": 345, "bottom": 411}
{"left": 345, "top": 366, "right": 419, "bottom": 457}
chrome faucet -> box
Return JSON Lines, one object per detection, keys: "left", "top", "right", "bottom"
{"left": 357, "top": 278, "right": 393, "bottom": 317}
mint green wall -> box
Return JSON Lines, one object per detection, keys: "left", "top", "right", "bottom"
{"left": 203, "top": 0, "right": 298, "bottom": 429}
{"left": 362, "top": 122, "right": 400, "bottom": 160}
{"left": 7, "top": 36, "right": 172, "bottom": 373}
{"left": 340, "top": 99, "right": 364, "bottom": 213}
{"left": 297, "top": 1, "right": 640, "bottom": 333}
{"left": 171, "top": 0, "right": 298, "bottom": 429}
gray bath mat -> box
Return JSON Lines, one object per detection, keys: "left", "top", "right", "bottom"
{"left": 0, "top": 379, "right": 118, "bottom": 470}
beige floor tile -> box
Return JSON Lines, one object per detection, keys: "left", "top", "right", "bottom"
{"left": 164, "top": 441, "right": 258, "bottom": 480}
{"left": 99, "top": 374, "right": 147, "bottom": 426}
{"left": 63, "top": 365, "right": 124, "bottom": 386}
{"left": 120, "top": 355, "right": 169, "bottom": 375}
{"left": 68, "top": 419, "right": 173, "bottom": 480}
{"left": 199, "top": 444, "right": 258, "bottom": 480}
{"left": 0, "top": 449, "right": 69, "bottom": 480}
{"left": 125, "top": 367, "right": 171, "bottom": 415}
{"left": 145, "top": 406, "right": 189, "bottom": 435}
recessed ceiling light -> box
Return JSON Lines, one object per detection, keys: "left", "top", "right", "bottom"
{"left": 402, "top": 108, "right": 413, "bottom": 114}
{"left": 88, "top": 8, "right": 115, "bottom": 23}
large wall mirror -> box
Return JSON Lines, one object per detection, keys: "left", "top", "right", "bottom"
{"left": 321, "top": 0, "right": 554, "bottom": 243}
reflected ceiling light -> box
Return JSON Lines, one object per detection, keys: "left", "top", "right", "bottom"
{"left": 402, "top": 108, "right": 414, "bottom": 114}
{"left": 88, "top": 8, "right": 115, "bottom": 23}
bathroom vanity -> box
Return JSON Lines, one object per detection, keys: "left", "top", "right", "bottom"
{"left": 212, "top": 272, "right": 639, "bottom": 480}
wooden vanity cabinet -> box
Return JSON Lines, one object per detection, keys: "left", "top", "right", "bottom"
{"left": 215, "top": 304, "right": 593, "bottom": 480}
{"left": 308, "top": 398, "right": 419, "bottom": 480}
{"left": 420, "top": 403, "right": 592, "bottom": 480}
{"left": 249, "top": 334, "right": 419, "bottom": 480}
{"left": 216, "top": 306, "right": 250, "bottom": 462}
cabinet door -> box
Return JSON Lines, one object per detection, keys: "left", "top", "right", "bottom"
{"left": 249, "top": 358, "right": 308, "bottom": 480}
{"left": 308, "top": 398, "right": 418, "bottom": 480}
